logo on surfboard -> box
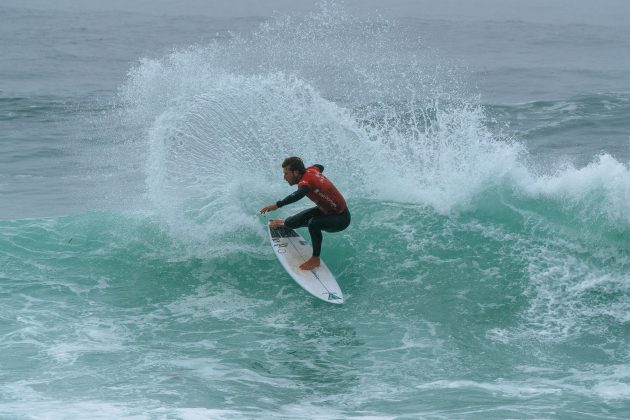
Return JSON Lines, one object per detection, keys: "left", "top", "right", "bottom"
{"left": 327, "top": 292, "right": 342, "bottom": 301}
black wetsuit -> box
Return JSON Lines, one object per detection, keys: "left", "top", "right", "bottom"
{"left": 275, "top": 166, "right": 350, "bottom": 257}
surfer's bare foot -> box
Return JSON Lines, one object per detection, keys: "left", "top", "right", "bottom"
{"left": 300, "top": 257, "right": 320, "bottom": 270}
{"left": 269, "top": 219, "right": 285, "bottom": 228}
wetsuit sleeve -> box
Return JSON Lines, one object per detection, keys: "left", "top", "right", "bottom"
{"left": 313, "top": 164, "right": 324, "bottom": 172}
{"left": 276, "top": 185, "right": 309, "bottom": 208}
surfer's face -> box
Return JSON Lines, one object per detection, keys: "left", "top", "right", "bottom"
{"left": 283, "top": 167, "right": 301, "bottom": 185}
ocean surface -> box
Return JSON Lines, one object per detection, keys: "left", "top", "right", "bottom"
{"left": 2, "top": 2, "right": 630, "bottom": 418}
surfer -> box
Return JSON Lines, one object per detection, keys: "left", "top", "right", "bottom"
{"left": 260, "top": 156, "right": 351, "bottom": 270}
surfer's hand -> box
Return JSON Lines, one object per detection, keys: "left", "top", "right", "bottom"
{"left": 269, "top": 219, "right": 285, "bottom": 228}
{"left": 260, "top": 204, "right": 278, "bottom": 214}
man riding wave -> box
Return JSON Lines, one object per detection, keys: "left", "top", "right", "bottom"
{"left": 260, "top": 157, "right": 351, "bottom": 270}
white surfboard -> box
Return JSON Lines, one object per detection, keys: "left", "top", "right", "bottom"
{"left": 267, "top": 223, "right": 344, "bottom": 304}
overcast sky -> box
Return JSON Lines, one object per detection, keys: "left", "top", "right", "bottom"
{"left": 4, "top": 0, "right": 630, "bottom": 26}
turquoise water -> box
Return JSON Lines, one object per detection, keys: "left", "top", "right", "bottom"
{"left": 2, "top": 2, "right": 630, "bottom": 418}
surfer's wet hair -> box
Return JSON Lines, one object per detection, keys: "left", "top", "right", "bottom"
{"left": 282, "top": 156, "right": 305, "bottom": 174}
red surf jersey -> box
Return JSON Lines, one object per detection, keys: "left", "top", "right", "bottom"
{"left": 298, "top": 166, "right": 347, "bottom": 214}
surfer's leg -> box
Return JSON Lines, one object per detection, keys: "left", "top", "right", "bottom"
{"left": 322, "top": 208, "right": 351, "bottom": 233}
{"left": 284, "top": 207, "right": 320, "bottom": 229}
{"left": 285, "top": 208, "right": 325, "bottom": 270}
{"left": 307, "top": 209, "right": 351, "bottom": 257}
{"left": 308, "top": 225, "right": 324, "bottom": 257}
{"left": 284, "top": 207, "right": 325, "bottom": 256}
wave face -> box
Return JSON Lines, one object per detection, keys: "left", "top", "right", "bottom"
{"left": 2, "top": 4, "right": 630, "bottom": 419}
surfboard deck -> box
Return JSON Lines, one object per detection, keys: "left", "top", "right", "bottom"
{"left": 267, "top": 223, "right": 344, "bottom": 304}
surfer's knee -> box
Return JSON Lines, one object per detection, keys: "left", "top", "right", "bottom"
{"left": 284, "top": 215, "right": 298, "bottom": 229}
{"left": 308, "top": 214, "right": 327, "bottom": 228}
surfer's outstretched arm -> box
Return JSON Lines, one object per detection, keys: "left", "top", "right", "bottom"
{"left": 260, "top": 186, "right": 309, "bottom": 215}
{"left": 275, "top": 186, "right": 309, "bottom": 208}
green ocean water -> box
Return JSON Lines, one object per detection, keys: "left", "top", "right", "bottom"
{"left": 2, "top": 2, "right": 630, "bottom": 419}
{"left": 2, "top": 193, "right": 630, "bottom": 417}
